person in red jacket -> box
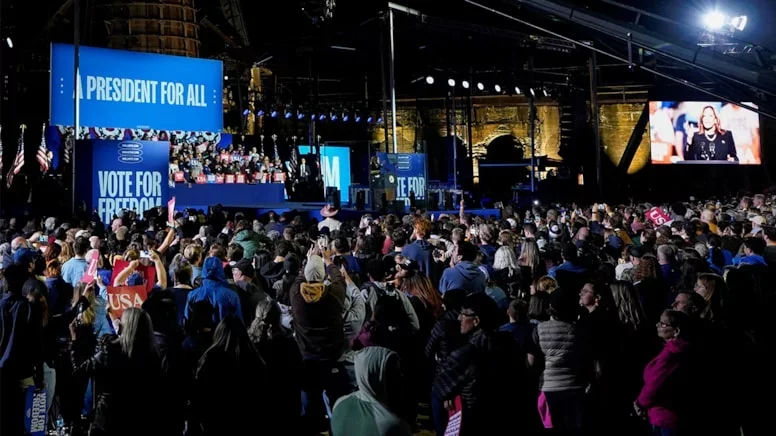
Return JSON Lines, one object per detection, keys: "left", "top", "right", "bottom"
{"left": 634, "top": 310, "right": 693, "bottom": 435}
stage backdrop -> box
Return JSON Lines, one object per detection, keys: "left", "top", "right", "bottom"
{"left": 375, "top": 152, "right": 427, "bottom": 206}
{"left": 50, "top": 43, "right": 223, "bottom": 132}
{"left": 298, "top": 145, "right": 352, "bottom": 202}
{"left": 75, "top": 140, "right": 170, "bottom": 224}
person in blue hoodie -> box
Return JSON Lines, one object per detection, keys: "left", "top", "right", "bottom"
{"left": 548, "top": 243, "right": 588, "bottom": 279}
{"left": 402, "top": 218, "right": 436, "bottom": 281}
{"left": 732, "top": 237, "right": 768, "bottom": 267}
{"left": 439, "top": 241, "right": 487, "bottom": 294}
{"left": 185, "top": 257, "right": 243, "bottom": 323}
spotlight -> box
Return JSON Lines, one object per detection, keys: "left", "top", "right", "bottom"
{"left": 425, "top": 76, "right": 435, "bottom": 85}
{"left": 462, "top": 80, "right": 470, "bottom": 89}
{"left": 533, "top": 200, "right": 540, "bottom": 206}
{"left": 224, "top": 75, "right": 229, "bottom": 81}
{"left": 377, "top": 116, "right": 383, "bottom": 124}
{"left": 284, "top": 110, "right": 292, "bottom": 119}
{"left": 529, "top": 88, "right": 535, "bottom": 97}
{"left": 311, "top": 113, "right": 317, "bottom": 120}
{"left": 297, "top": 112, "right": 305, "bottom": 120}
{"left": 257, "top": 109, "right": 265, "bottom": 117}
{"left": 5, "top": 38, "right": 12, "bottom": 48}
{"left": 703, "top": 11, "right": 726, "bottom": 31}
{"left": 476, "top": 82, "right": 485, "bottom": 91}
{"left": 330, "top": 112, "right": 338, "bottom": 121}
{"left": 242, "top": 109, "right": 250, "bottom": 116}
{"left": 514, "top": 86, "right": 521, "bottom": 94}
{"left": 494, "top": 84, "right": 502, "bottom": 93}
{"left": 543, "top": 89, "right": 549, "bottom": 97}
{"left": 730, "top": 15, "right": 747, "bottom": 31}
{"left": 355, "top": 114, "right": 362, "bottom": 123}
{"left": 343, "top": 113, "right": 349, "bottom": 122}
{"left": 270, "top": 109, "right": 278, "bottom": 118}
{"left": 319, "top": 114, "right": 327, "bottom": 121}
{"left": 447, "top": 78, "right": 456, "bottom": 87}
{"left": 367, "top": 115, "right": 374, "bottom": 123}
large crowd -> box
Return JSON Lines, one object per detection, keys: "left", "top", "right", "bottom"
{"left": 170, "top": 142, "right": 290, "bottom": 184}
{"left": 0, "top": 195, "right": 775, "bottom": 436}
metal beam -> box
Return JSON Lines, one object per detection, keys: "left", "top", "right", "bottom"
{"left": 464, "top": 0, "right": 776, "bottom": 121}
{"left": 617, "top": 103, "right": 649, "bottom": 173}
{"left": 504, "top": 0, "right": 776, "bottom": 96}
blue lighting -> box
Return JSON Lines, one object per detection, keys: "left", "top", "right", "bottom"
{"left": 343, "top": 114, "right": 349, "bottom": 122}
{"left": 355, "top": 115, "right": 361, "bottom": 122}
{"left": 367, "top": 116, "right": 373, "bottom": 123}
{"left": 270, "top": 110, "right": 278, "bottom": 118}
{"left": 242, "top": 109, "right": 250, "bottom": 116}
{"left": 319, "top": 114, "right": 327, "bottom": 121}
{"left": 331, "top": 113, "right": 338, "bottom": 121}
{"left": 257, "top": 109, "right": 265, "bottom": 117}
{"left": 298, "top": 112, "right": 305, "bottom": 120}
{"left": 377, "top": 116, "right": 383, "bottom": 124}
{"left": 284, "top": 111, "right": 292, "bottom": 119}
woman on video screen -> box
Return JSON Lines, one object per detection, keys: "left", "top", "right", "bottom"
{"left": 686, "top": 106, "right": 737, "bottom": 162}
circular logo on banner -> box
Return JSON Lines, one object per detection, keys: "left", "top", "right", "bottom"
{"left": 117, "top": 142, "right": 144, "bottom": 164}
{"left": 388, "top": 174, "right": 396, "bottom": 184}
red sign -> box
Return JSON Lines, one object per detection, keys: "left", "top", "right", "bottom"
{"left": 219, "top": 152, "right": 230, "bottom": 163}
{"left": 225, "top": 174, "right": 235, "bottom": 183}
{"left": 81, "top": 250, "right": 100, "bottom": 284}
{"left": 167, "top": 197, "right": 176, "bottom": 225}
{"left": 196, "top": 174, "right": 207, "bottom": 184}
{"left": 173, "top": 171, "right": 185, "bottom": 182}
{"left": 253, "top": 172, "right": 261, "bottom": 182}
{"left": 273, "top": 172, "right": 286, "bottom": 183}
{"left": 106, "top": 285, "right": 147, "bottom": 319}
{"left": 215, "top": 175, "right": 225, "bottom": 184}
{"left": 110, "top": 259, "right": 157, "bottom": 294}
{"left": 646, "top": 207, "right": 670, "bottom": 226}
{"left": 236, "top": 174, "right": 246, "bottom": 184}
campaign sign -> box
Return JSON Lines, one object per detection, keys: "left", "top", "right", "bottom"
{"left": 24, "top": 387, "right": 46, "bottom": 436}
{"left": 375, "top": 152, "right": 427, "bottom": 206}
{"left": 106, "top": 285, "right": 148, "bottom": 319}
{"left": 76, "top": 140, "right": 169, "bottom": 224}
{"left": 50, "top": 43, "right": 223, "bottom": 132}
{"left": 110, "top": 259, "right": 157, "bottom": 294}
{"left": 646, "top": 207, "right": 671, "bottom": 226}
{"left": 298, "top": 145, "right": 352, "bottom": 202}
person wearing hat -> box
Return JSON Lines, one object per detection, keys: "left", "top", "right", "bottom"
{"left": 318, "top": 204, "right": 342, "bottom": 232}
{"left": 231, "top": 258, "right": 269, "bottom": 325}
{"left": 617, "top": 246, "right": 645, "bottom": 281}
{"left": 185, "top": 257, "right": 243, "bottom": 324}
{"left": 290, "top": 248, "right": 348, "bottom": 434}
{"left": 12, "top": 248, "right": 48, "bottom": 298}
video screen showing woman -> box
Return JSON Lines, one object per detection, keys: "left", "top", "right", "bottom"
{"left": 685, "top": 106, "right": 737, "bottom": 162}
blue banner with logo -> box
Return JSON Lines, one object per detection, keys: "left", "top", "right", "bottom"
{"left": 50, "top": 43, "right": 223, "bottom": 132}
{"left": 375, "top": 153, "right": 427, "bottom": 205}
{"left": 298, "top": 145, "right": 351, "bottom": 202}
{"left": 24, "top": 387, "right": 46, "bottom": 436}
{"left": 75, "top": 140, "right": 170, "bottom": 224}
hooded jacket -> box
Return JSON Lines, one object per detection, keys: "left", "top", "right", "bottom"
{"left": 331, "top": 347, "right": 412, "bottom": 436}
{"left": 290, "top": 264, "right": 346, "bottom": 360}
{"left": 401, "top": 239, "right": 434, "bottom": 277}
{"left": 232, "top": 229, "right": 263, "bottom": 260}
{"left": 439, "top": 261, "right": 487, "bottom": 294}
{"left": 185, "top": 257, "right": 243, "bottom": 324}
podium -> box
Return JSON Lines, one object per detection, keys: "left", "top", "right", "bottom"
{"left": 372, "top": 172, "right": 397, "bottom": 209}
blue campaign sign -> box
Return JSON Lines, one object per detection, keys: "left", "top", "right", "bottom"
{"left": 375, "top": 152, "right": 427, "bottom": 205}
{"left": 50, "top": 43, "right": 223, "bottom": 132}
{"left": 75, "top": 140, "right": 170, "bottom": 224}
{"left": 298, "top": 145, "right": 351, "bottom": 202}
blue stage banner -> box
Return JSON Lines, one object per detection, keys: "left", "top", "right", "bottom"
{"left": 298, "top": 145, "right": 351, "bottom": 202}
{"left": 50, "top": 43, "right": 223, "bottom": 132}
{"left": 75, "top": 140, "right": 170, "bottom": 224}
{"left": 375, "top": 152, "right": 427, "bottom": 205}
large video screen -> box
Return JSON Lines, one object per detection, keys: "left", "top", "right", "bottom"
{"left": 649, "top": 101, "right": 760, "bottom": 164}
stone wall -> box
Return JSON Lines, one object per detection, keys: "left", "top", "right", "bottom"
{"left": 370, "top": 98, "right": 649, "bottom": 175}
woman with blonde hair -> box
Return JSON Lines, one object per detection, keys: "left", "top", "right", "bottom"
{"left": 532, "top": 275, "right": 559, "bottom": 295}
{"left": 694, "top": 273, "right": 726, "bottom": 323}
{"left": 58, "top": 241, "right": 74, "bottom": 265}
{"left": 493, "top": 245, "right": 522, "bottom": 297}
{"left": 518, "top": 239, "right": 545, "bottom": 284}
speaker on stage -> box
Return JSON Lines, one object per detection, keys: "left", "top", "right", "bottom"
{"left": 356, "top": 190, "right": 365, "bottom": 210}
{"left": 325, "top": 187, "right": 341, "bottom": 209}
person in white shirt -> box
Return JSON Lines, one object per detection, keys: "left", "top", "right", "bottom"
{"left": 318, "top": 205, "right": 342, "bottom": 231}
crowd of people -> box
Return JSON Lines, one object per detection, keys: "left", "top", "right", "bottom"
{"left": 0, "top": 195, "right": 775, "bottom": 436}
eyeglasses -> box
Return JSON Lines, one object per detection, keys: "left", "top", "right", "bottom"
{"left": 460, "top": 311, "right": 478, "bottom": 318}
{"left": 656, "top": 321, "right": 673, "bottom": 328}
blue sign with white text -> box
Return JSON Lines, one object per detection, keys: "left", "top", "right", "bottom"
{"left": 50, "top": 43, "right": 223, "bottom": 132}
{"left": 376, "top": 152, "right": 427, "bottom": 205}
{"left": 76, "top": 140, "right": 170, "bottom": 224}
{"left": 298, "top": 145, "right": 351, "bottom": 202}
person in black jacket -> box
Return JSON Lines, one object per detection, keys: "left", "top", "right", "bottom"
{"left": 685, "top": 106, "right": 738, "bottom": 161}
{"left": 69, "top": 307, "right": 162, "bottom": 436}
{"left": 290, "top": 249, "right": 348, "bottom": 435}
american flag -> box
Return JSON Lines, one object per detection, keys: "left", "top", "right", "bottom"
{"left": 7, "top": 125, "right": 25, "bottom": 188}
{"left": 37, "top": 123, "right": 50, "bottom": 174}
